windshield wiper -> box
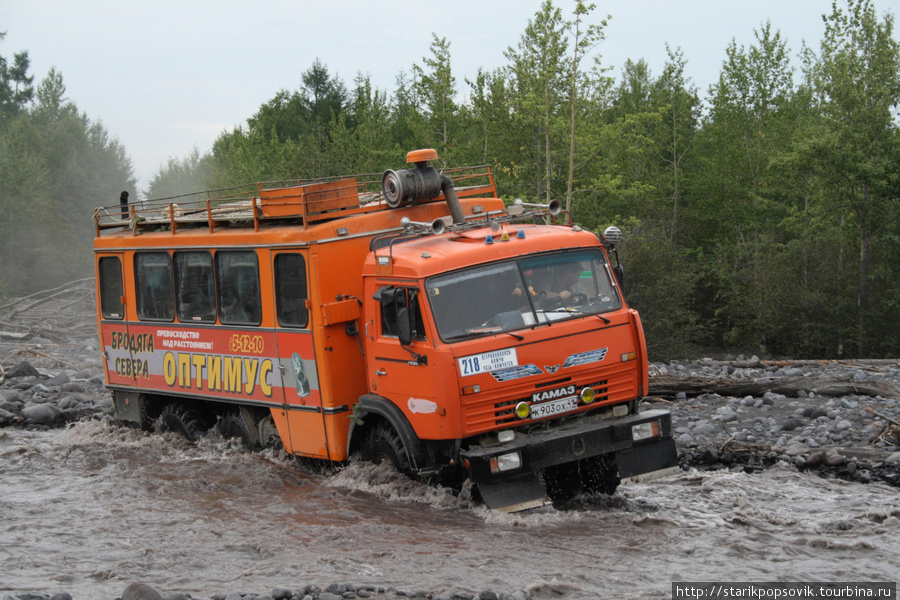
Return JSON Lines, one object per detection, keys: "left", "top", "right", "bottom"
{"left": 545, "top": 306, "right": 611, "bottom": 324}
{"left": 451, "top": 327, "right": 525, "bottom": 341}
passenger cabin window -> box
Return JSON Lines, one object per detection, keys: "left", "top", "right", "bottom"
{"left": 377, "top": 286, "right": 426, "bottom": 340}
{"left": 135, "top": 252, "right": 175, "bottom": 321}
{"left": 274, "top": 254, "right": 309, "bottom": 328}
{"left": 98, "top": 256, "right": 124, "bottom": 320}
{"left": 175, "top": 251, "right": 216, "bottom": 323}
{"left": 216, "top": 251, "right": 262, "bottom": 325}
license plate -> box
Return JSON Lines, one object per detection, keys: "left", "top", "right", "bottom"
{"left": 530, "top": 396, "right": 578, "bottom": 420}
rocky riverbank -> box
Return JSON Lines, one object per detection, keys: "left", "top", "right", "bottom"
{"left": 646, "top": 356, "right": 900, "bottom": 488}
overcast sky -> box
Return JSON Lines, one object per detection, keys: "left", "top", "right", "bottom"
{"left": 3, "top": 0, "right": 896, "bottom": 193}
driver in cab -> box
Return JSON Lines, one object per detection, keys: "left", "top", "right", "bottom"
{"left": 518, "top": 262, "right": 583, "bottom": 308}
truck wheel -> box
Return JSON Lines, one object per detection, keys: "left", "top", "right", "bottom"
{"left": 217, "top": 409, "right": 258, "bottom": 450}
{"left": 361, "top": 422, "right": 412, "bottom": 476}
{"left": 257, "top": 414, "right": 282, "bottom": 449}
{"left": 158, "top": 402, "right": 210, "bottom": 442}
{"left": 581, "top": 454, "right": 620, "bottom": 496}
{"left": 543, "top": 454, "right": 620, "bottom": 501}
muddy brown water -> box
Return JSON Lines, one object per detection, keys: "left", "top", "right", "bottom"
{"left": 1, "top": 422, "right": 898, "bottom": 599}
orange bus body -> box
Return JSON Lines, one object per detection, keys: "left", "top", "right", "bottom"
{"left": 92, "top": 154, "right": 678, "bottom": 511}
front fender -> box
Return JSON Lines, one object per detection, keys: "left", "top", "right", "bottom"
{"left": 349, "top": 394, "right": 427, "bottom": 470}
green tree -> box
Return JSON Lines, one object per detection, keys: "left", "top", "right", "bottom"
{"left": 344, "top": 73, "right": 394, "bottom": 172}
{"left": 599, "top": 59, "right": 664, "bottom": 220}
{"left": 413, "top": 34, "right": 457, "bottom": 162}
{"left": 504, "top": 0, "right": 568, "bottom": 203}
{"left": 563, "top": 1, "right": 609, "bottom": 213}
{"left": 653, "top": 45, "right": 699, "bottom": 239}
{"left": 301, "top": 58, "right": 347, "bottom": 155}
{"left": 0, "top": 32, "right": 34, "bottom": 121}
{"left": 389, "top": 69, "right": 421, "bottom": 153}
{"left": 693, "top": 23, "right": 801, "bottom": 351}
{"left": 797, "top": 0, "right": 900, "bottom": 356}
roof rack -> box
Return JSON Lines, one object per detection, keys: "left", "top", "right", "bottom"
{"left": 94, "top": 165, "right": 497, "bottom": 237}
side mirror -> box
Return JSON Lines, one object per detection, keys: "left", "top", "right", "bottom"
{"left": 613, "top": 264, "right": 625, "bottom": 287}
{"left": 375, "top": 285, "right": 415, "bottom": 345}
{"left": 396, "top": 306, "right": 413, "bottom": 346}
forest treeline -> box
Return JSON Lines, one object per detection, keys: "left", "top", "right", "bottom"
{"left": 1, "top": 0, "right": 898, "bottom": 360}
{"left": 0, "top": 31, "right": 135, "bottom": 299}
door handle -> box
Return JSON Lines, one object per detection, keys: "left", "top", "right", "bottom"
{"left": 375, "top": 369, "right": 387, "bottom": 376}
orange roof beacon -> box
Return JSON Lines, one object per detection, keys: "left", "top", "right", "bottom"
{"left": 92, "top": 150, "right": 679, "bottom": 511}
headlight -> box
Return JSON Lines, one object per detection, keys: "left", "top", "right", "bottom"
{"left": 632, "top": 420, "right": 661, "bottom": 441}
{"left": 490, "top": 451, "right": 522, "bottom": 473}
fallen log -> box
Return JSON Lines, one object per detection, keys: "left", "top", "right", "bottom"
{"left": 0, "top": 331, "right": 31, "bottom": 341}
{"left": 649, "top": 374, "right": 899, "bottom": 399}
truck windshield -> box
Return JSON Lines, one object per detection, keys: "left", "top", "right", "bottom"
{"left": 425, "top": 250, "right": 622, "bottom": 342}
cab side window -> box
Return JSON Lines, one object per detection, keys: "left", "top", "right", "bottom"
{"left": 274, "top": 253, "right": 309, "bottom": 328}
{"left": 175, "top": 251, "right": 216, "bottom": 323}
{"left": 378, "top": 286, "right": 426, "bottom": 340}
{"left": 216, "top": 251, "right": 262, "bottom": 325}
{"left": 98, "top": 256, "right": 124, "bottom": 320}
{"left": 135, "top": 252, "right": 174, "bottom": 321}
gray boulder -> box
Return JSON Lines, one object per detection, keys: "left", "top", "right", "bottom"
{"left": 122, "top": 583, "right": 163, "bottom": 600}
{"left": 20, "top": 403, "right": 62, "bottom": 425}
{"left": 6, "top": 361, "right": 40, "bottom": 378}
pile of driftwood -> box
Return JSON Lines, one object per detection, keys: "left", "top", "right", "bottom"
{"left": 649, "top": 372, "right": 898, "bottom": 400}
{"left": 0, "top": 278, "right": 96, "bottom": 344}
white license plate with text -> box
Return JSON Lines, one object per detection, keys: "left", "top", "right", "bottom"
{"left": 530, "top": 396, "right": 578, "bottom": 420}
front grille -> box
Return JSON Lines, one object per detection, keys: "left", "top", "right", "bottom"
{"left": 493, "top": 379, "right": 609, "bottom": 425}
{"left": 461, "top": 363, "right": 638, "bottom": 435}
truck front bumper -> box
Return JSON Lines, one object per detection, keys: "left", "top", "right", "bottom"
{"left": 460, "top": 409, "right": 679, "bottom": 511}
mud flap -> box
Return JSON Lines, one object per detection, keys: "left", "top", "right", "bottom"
{"left": 476, "top": 471, "right": 551, "bottom": 513}
{"left": 113, "top": 390, "right": 143, "bottom": 425}
{"left": 616, "top": 438, "right": 679, "bottom": 482}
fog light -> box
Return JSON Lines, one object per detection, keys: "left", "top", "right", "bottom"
{"left": 515, "top": 402, "right": 531, "bottom": 419}
{"left": 580, "top": 387, "right": 595, "bottom": 404}
{"left": 632, "top": 420, "right": 661, "bottom": 441}
{"left": 498, "top": 430, "right": 515, "bottom": 443}
{"left": 613, "top": 404, "right": 628, "bottom": 417}
{"left": 490, "top": 451, "right": 522, "bottom": 473}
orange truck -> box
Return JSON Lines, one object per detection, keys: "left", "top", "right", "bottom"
{"left": 92, "top": 149, "right": 678, "bottom": 511}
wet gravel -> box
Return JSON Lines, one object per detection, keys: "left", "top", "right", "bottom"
{"left": 2, "top": 335, "right": 899, "bottom": 600}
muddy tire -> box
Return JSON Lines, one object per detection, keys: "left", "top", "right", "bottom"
{"left": 543, "top": 454, "right": 620, "bottom": 502}
{"left": 158, "top": 403, "right": 210, "bottom": 442}
{"left": 217, "top": 409, "right": 258, "bottom": 450}
{"left": 360, "top": 422, "right": 412, "bottom": 476}
{"left": 581, "top": 454, "right": 620, "bottom": 496}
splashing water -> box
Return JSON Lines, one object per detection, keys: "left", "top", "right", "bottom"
{"left": 1, "top": 422, "right": 898, "bottom": 599}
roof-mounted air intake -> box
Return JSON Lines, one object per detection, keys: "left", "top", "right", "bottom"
{"left": 381, "top": 149, "right": 465, "bottom": 225}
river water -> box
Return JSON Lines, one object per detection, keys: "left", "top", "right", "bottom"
{"left": 1, "top": 421, "right": 898, "bottom": 599}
